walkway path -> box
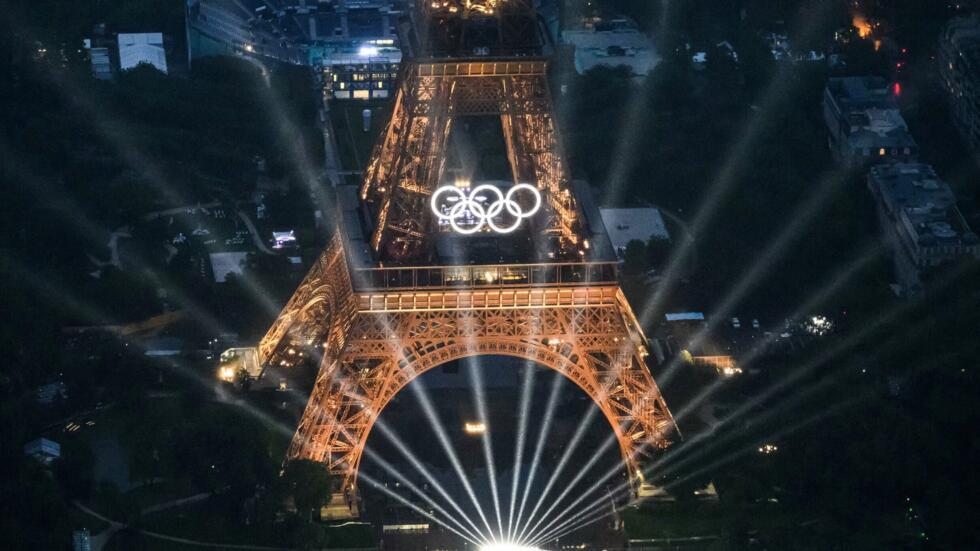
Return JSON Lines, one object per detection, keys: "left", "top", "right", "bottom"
{"left": 236, "top": 210, "right": 275, "bottom": 255}
{"left": 141, "top": 492, "right": 211, "bottom": 515}
{"left": 74, "top": 501, "right": 122, "bottom": 551}
{"left": 75, "top": 500, "right": 293, "bottom": 551}
{"left": 142, "top": 201, "right": 222, "bottom": 221}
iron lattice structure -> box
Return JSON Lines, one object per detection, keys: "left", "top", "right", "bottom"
{"left": 360, "top": 60, "right": 582, "bottom": 260}
{"left": 260, "top": 238, "right": 676, "bottom": 502}
{"left": 257, "top": 1, "right": 677, "bottom": 512}
{"left": 417, "top": 0, "right": 541, "bottom": 57}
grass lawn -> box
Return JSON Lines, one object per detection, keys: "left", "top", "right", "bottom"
{"left": 322, "top": 521, "right": 375, "bottom": 548}
{"left": 138, "top": 500, "right": 376, "bottom": 549}
{"left": 125, "top": 479, "right": 199, "bottom": 510}
{"left": 140, "top": 499, "right": 279, "bottom": 546}
{"left": 621, "top": 503, "right": 726, "bottom": 540}
{"left": 329, "top": 100, "right": 392, "bottom": 172}
{"left": 103, "top": 531, "right": 230, "bottom": 551}
{"left": 68, "top": 504, "right": 110, "bottom": 535}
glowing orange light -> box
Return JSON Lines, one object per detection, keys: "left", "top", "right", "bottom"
{"left": 464, "top": 422, "right": 486, "bottom": 434}
{"left": 853, "top": 15, "right": 872, "bottom": 39}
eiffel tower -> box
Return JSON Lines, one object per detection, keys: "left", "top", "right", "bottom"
{"left": 257, "top": 0, "right": 676, "bottom": 517}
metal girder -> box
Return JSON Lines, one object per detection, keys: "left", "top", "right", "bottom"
{"left": 258, "top": 9, "right": 676, "bottom": 514}
{"left": 418, "top": 0, "right": 540, "bottom": 58}
{"left": 259, "top": 235, "right": 677, "bottom": 507}
{"left": 258, "top": 235, "right": 357, "bottom": 371}
{"left": 362, "top": 60, "right": 583, "bottom": 260}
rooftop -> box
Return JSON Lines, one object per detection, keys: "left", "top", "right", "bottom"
{"left": 599, "top": 208, "right": 670, "bottom": 257}
{"left": 827, "top": 76, "right": 897, "bottom": 111}
{"left": 826, "top": 76, "right": 916, "bottom": 151}
{"left": 943, "top": 12, "right": 980, "bottom": 51}
{"left": 869, "top": 163, "right": 979, "bottom": 247}
{"left": 117, "top": 32, "right": 167, "bottom": 74}
{"left": 562, "top": 26, "right": 659, "bottom": 76}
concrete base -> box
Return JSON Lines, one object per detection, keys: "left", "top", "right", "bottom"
{"left": 320, "top": 491, "right": 359, "bottom": 520}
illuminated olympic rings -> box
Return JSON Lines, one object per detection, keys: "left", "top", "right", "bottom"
{"left": 430, "top": 183, "right": 542, "bottom": 234}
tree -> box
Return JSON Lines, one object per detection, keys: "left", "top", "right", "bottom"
{"left": 647, "top": 237, "right": 672, "bottom": 268}
{"left": 623, "top": 239, "right": 650, "bottom": 276}
{"left": 279, "top": 459, "right": 332, "bottom": 521}
{"left": 53, "top": 438, "right": 96, "bottom": 500}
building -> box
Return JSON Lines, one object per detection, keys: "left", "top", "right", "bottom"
{"left": 823, "top": 76, "right": 917, "bottom": 163}
{"left": 308, "top": 1, "right": 402, "bottom": 100}
{"left": 24, "top": 438, "right": 61, "bottom": 465}
{"left": 72, "top": 529, "right": 92, "bottom": 551}
{"left": 868, "top": 163, "right": 980, "bottom": 293}
{"left": 218, "top": 347, "right": 263, "bottom": 381}
{"left": 939, "top": 14, "right": 980, "bottom": 157}
{"left": 117, "top": 33, "right": 168, "bottom": 73}
{"left": 208, "top": 251, "right": 248, "bottom": 282}
{"left": 35, "top": 381, "right": 68, "bottom": 405}
{"left": 86, "top": 43, "right": 113, "bottom": 80}
{"left": 186, "top": 1, "right": 402, "bottom": 97}
{"left": 599, "top": 207, "right": 670, "bottom": 260}
{"left": 562, "top": 16, "right": 659, "bottom": 76}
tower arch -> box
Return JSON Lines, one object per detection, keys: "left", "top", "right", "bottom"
{"left": 282, "top": 278, "right": 676, "bottom": 500}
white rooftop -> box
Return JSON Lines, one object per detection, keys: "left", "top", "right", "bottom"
{"left": 318, "top": 47, "right": 402, "bottom": 67}
{"left": 209, "top": 252, "right": 248, "bottom": 283}
{"left": 562, "top": 28, "right": 660, "bottom": 76}
{"left": 599, "top": 207, "right": 670, "bottom": 257}
{"left": 118, "top": 32, "right": 168, "bottom": 74}
{"left": 666, "top": 312, "right": 705, "bottom": 322}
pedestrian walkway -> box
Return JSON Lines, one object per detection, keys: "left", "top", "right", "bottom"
{"left": 74, "top": 498, "right": 293, "bottom": 551}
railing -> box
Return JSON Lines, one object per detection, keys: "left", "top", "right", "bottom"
{"left": 414, "top": 60, "right": 548, "bottom": 77}
{"left": 350, "top": 261, "right": 619, "bottom": 292}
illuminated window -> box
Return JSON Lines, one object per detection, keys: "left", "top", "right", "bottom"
{"left": 353, "top": 89, "right": 370, "bottom": 99}
{"left": 879, "top": 148, "right": 886, "bottom": 156}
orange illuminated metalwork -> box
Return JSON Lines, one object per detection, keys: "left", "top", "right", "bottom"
{"left": 258, "top": 1, "right": 676, "bottom": 516}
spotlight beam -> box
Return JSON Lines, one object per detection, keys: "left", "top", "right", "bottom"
{"left": 469, "top": 360, "right": 506, "bottom": 539}
{"left": 371, "top": 418, "right": 489, "bottom": 540}
{"left": 517, "top": 338, "right": 636, "bottom": 543}
{"left": 542, "top": 333, "right": 964, "bottom": 548}
{"left": 527, "top": 486, "right": 621, "bottom": 548}
{"left": 410, "top": 380, "right": 497, "bottom": 540}
{"left": 534, "top": 304, "right": 944, "bottom": 543}
{"left": 515, "top": 405, "right": 599, "bottom": 542}
{"left": 637, "top": 1, "right": 843, "bottom": 329}
{"left": 521, "top": 439, "right": 648, "bottom": 547}
{"left": 654, "top": 165, "right": 854, "bottom": 390}
{"left": 521, "top": 430, "right": 620, "bottom": 544}
{"left": 361, "top": 445, "right": 489, "bottom": 545}
{"left": 542, "top": 298, "right": 960, "bottom": 541}
{"left": 667, "top": 244, "right": 883, "bottom": 426}
{"left": 359, "top": 471, "right": 482, "bottom": 546}
{"left": 537, "top": 395, "right": 861, "bottom": 547}
{"left": 517, "top": 336, "right": 629, "bottom": 540}
{"left": 512, "top": 370, "right": 565, "bottom": 540}
{"left": 506, "top": 363, "right": 536, "bottom": 541}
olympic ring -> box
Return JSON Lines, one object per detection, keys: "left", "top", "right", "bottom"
{"left": 431, "top": 183, "right": 541, "bottom": 234}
